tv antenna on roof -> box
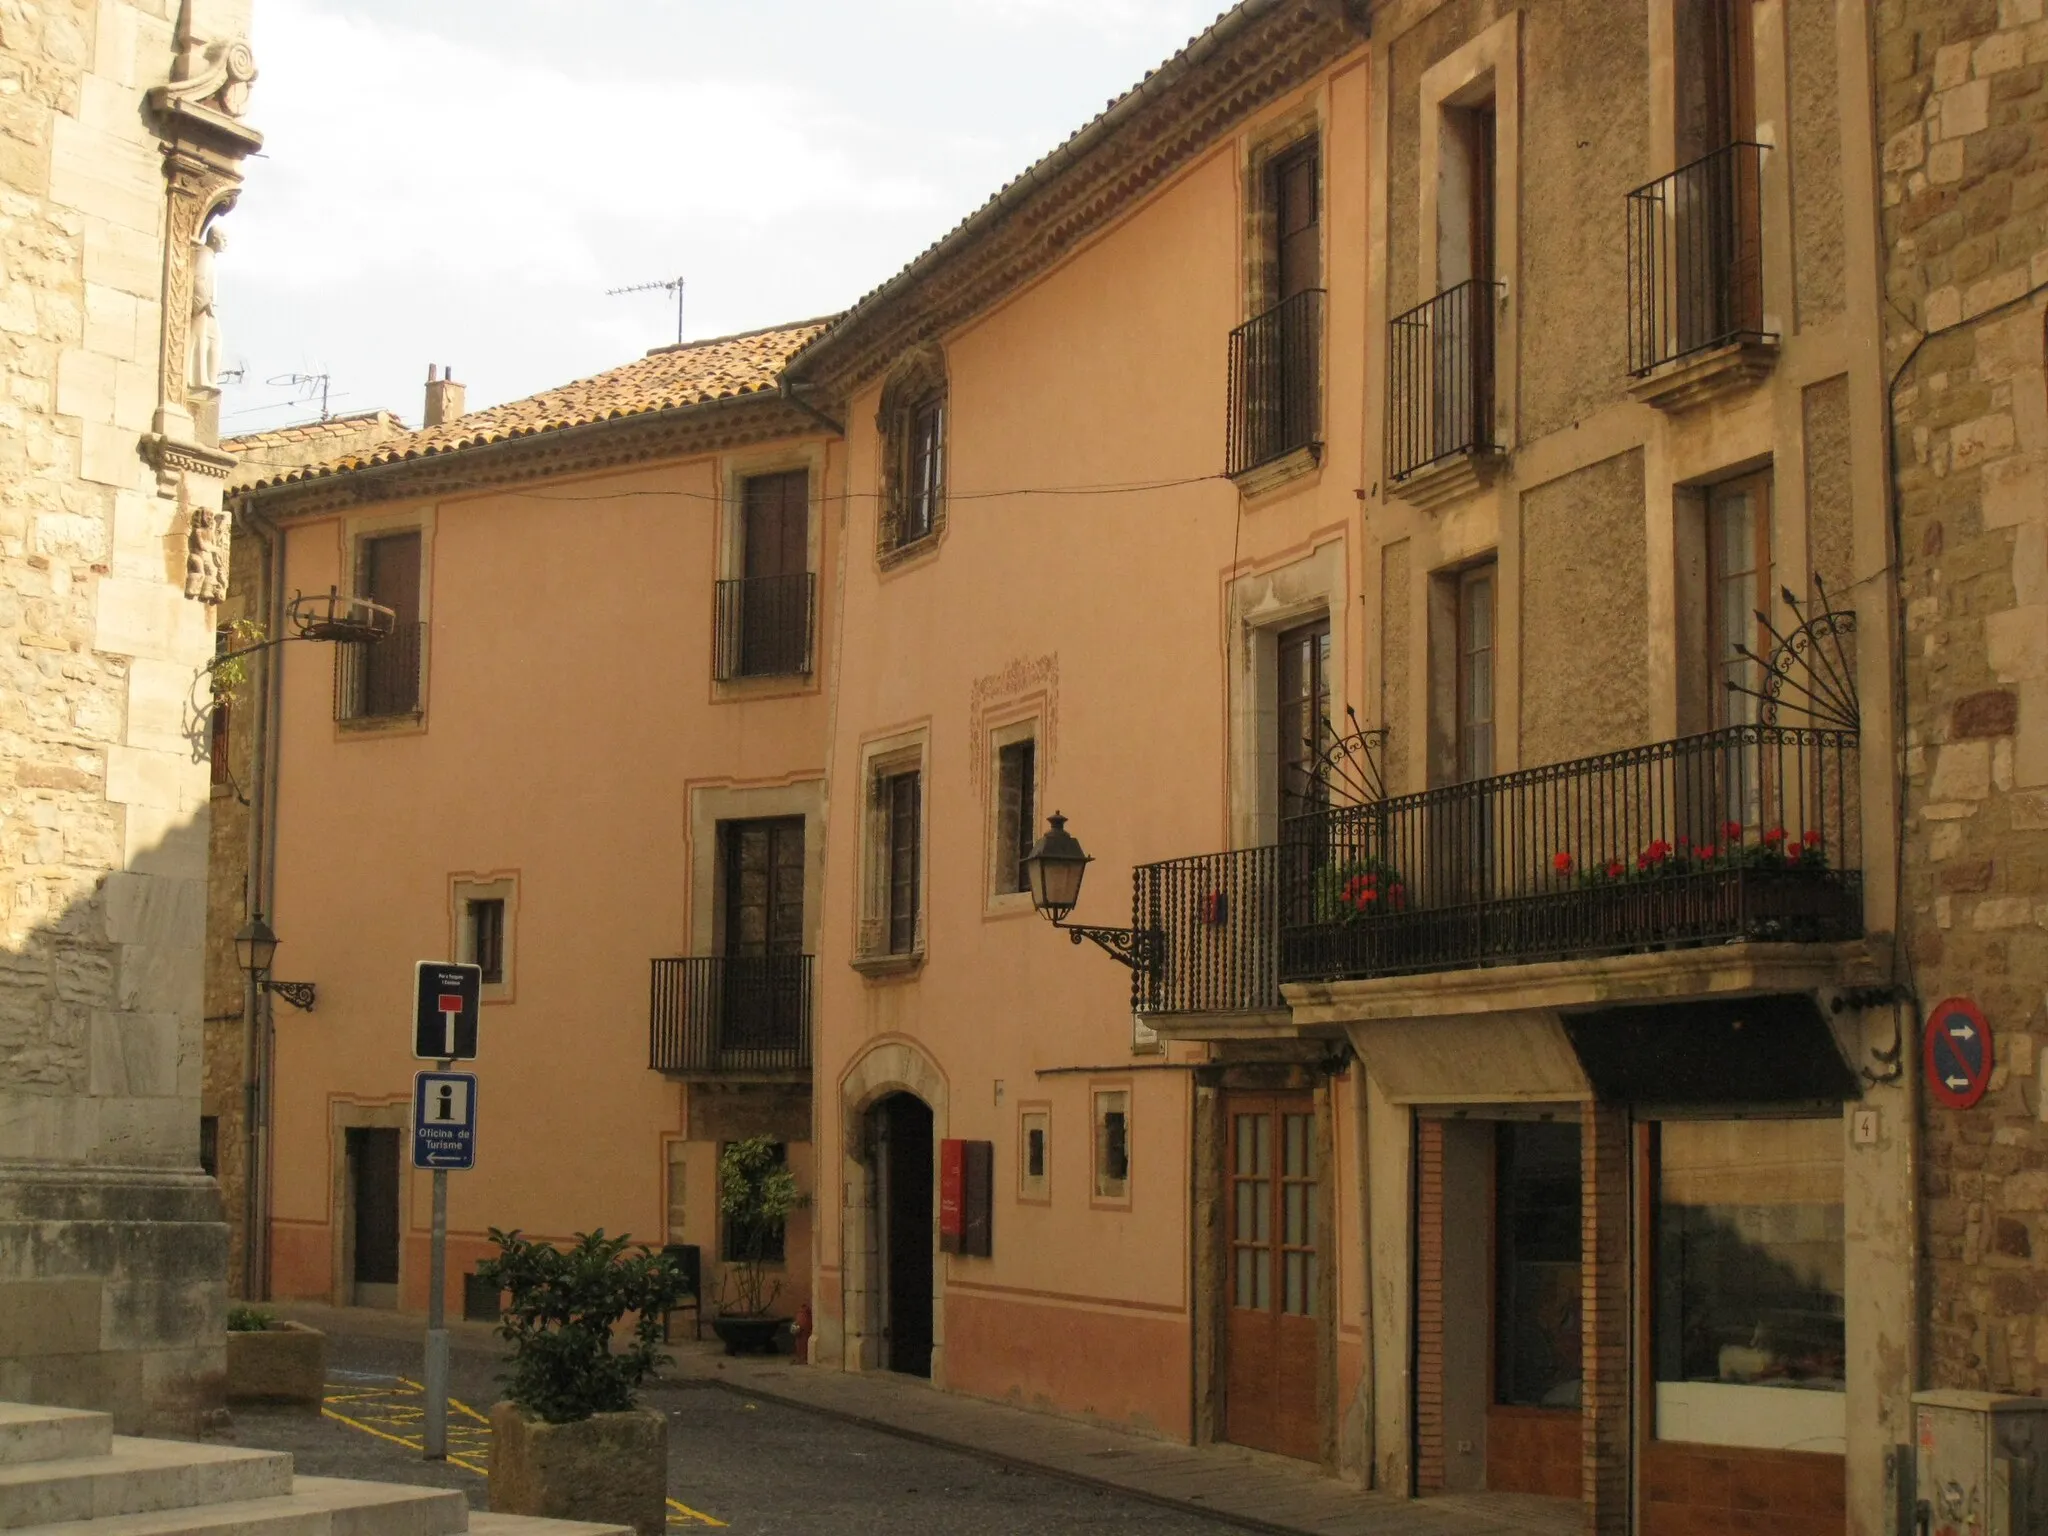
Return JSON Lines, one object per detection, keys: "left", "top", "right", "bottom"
{"left": 266, "top": 371, "right": 332, "bottom": 420}
{"left": 607, "top": 276, "right": 686, "bottom": 346}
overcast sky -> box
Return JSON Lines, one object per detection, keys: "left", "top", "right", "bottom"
{"left": 214, "top": 0, "right": 1230, "bottom": 436}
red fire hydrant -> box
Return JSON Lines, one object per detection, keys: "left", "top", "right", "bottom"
{"left": 792, "top": 1302, "right": 813, "bottom": 1364}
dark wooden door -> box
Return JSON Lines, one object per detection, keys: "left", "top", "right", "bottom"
{"left": 1225, "top": 1094, "right": 1321, "bottom": 1461}
{"left": 740, "top": 471, "right": 808, "bottom": 675}
{"left": 877, "top": 1093, "right": 934, "bottom": 1377}
{"left": 359, "top": 531, "right": 421, "bottom": 716}
{"left": 1277, "top": 618, "right": 1331, "bottom": 825}
{"left": 721, "top": 817, "right": 805, "bottom": 1053}
{"left": 348, "top": 1127, "right": 400, "bottom": 1289}
{"left": 1271, "top": 143, "right": 1321, "bottom": 302}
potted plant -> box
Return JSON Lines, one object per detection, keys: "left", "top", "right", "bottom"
{"left": 223, "top": 1305, "right": 326, "bottom": 1407}
{"left": 712, "top": 1135, "right": 806, "bottom": 1356}
{"left": 476, "top": 1229, "right": 688, "bottom": 1536}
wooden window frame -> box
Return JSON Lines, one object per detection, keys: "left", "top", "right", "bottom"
{"left": 1455, "top": 560, "right": 1497, "bottom": 784}
{"left": 1705, "top": 469, "right": 1774, "bottom": 730}
{"left": 989, "top": 727, "right": 1039, "bottom": 904}
{"left": 877, "top": 349, "right": 948, "bottom": 564}
{"left": 466, "top": 898, "right": 505, "bottom": 986}
{"left": 855, "top": 737, "right": 928, "bottom": 971}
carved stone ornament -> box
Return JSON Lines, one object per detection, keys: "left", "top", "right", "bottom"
{"left": 157, "top": 35, "right": 259, "bottom": 120}
{"left": 183, "top": 505, "right": 230, "bottom": 604}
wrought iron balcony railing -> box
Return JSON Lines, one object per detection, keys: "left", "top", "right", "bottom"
{"left": 1226, "top": 288, "right": 1324, "bottom": 477}
{"left": 1386, "top": 278, "right": 1503, "bottom": 482}
{"left": 714, "top": 572, "right": 815, "bottom": 681}
{"left": 1626, "top": 141, "right": 1772, "bottom": 376}
{"left": 1133, "top": 725, "right": 1862, "bottom": 1008}
{"left": 650, "top": 954, "right": 812, "bottom": 1075}
{"left": 334, "top": 621, "right": 424, "bottom": 722}
{"left": 1134, "top": 845, "right": 1286, "bottom": 1015}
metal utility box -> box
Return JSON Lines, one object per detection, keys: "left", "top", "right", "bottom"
{"left": 1915, "top": 1390, "right": 2048, "bottom": 1536}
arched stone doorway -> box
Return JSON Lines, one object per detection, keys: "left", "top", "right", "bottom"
{"left": 871, "top": 1092, "right": 934, "bottom": 1377}
{"left": 836, "top": 1040, "right": 948, "bottom": 1381}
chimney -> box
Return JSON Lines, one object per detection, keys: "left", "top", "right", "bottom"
{"left": 423, "top": 364, "right": 465, "bottom": 427}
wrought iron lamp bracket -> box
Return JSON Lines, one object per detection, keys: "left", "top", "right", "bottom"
{"left": 1056, "top": 920, "right": 1163, "bottom": 975}
{"left": 261, "top": 979, "right": 317, "bottom": 1012}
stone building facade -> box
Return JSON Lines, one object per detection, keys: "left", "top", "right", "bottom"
{"left": 0, "top": 0, "right": 260, "bottom": 1432}
{"left": 1877, "top": 0, "right": 2048, "bottom": 1396}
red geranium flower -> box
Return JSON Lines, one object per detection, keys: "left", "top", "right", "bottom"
{"left": 1553, "top": 851, "right": 1574, "bottom": 874}
{"left": 1606, "top": 859, "right": 1626, "bottom": 879}
{"left": 1698, "top": 843, "right": 1718, "bottom": 861}
{"left": 1785, "top": 845, "right": 1802, "bottom": 863}
{"left": 1724, "top": 820, "right": 1744, "bottom": 841}
{"left": 1764, "top": 826, "right": 1787, "bottom": 846}
{"left": 1803, "top": 829, "right": 1822, "bottom": 848}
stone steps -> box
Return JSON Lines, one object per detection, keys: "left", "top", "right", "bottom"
{"left": 0, "top": 1439, "right": 293, "bottom": 1528}
{"left": 0, "top": 1406, "right": 627, "bottom": 1536}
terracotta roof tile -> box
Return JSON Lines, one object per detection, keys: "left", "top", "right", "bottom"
{"left": 240, "top": 317, "right": 834, "bottom": 491}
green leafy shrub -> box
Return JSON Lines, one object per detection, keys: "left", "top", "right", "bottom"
{"left": 476, "top": 1229, "right": 689, "bottom": 1424}
{"left": 225, "top": 1304, "right": 274, "bottom": 1332}
{"left": 716, "top": 1135, "right": 807, "bottom": 1318}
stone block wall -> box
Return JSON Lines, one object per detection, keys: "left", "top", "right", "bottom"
{"left": 0, "top": 0, "right": 255, "bottom": 1433}
{"left": 1878, "top": 0, "right": 2048, "bottom": 1394}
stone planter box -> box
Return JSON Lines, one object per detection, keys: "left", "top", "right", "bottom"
{"left": 225, "top": 1321, "right": 326, "bottom": 1407}
{"left": 489, "top": 1403, "right": 667, "bottom": 1536}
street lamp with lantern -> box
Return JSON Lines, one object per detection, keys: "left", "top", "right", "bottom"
{"left": 1021, "top": 812, "right": 1161, "bottom": 975}
{"left": 234, "top": 912, "right": 316, "bottom": 1011}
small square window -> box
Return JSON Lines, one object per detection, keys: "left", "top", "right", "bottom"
{"left": 1093, "top": 1089, "right": 1130, "bottom": 1202}
{"left": 467, "top": 899, "right": 505, "bottom": 985}
{"left": 1019, "top": 1107, "right": 1050, "bottom": 1203}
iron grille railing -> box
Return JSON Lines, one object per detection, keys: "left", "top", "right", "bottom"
{"left": 1226, "top": 288, "right": 1324, "bottom": 477}
{"left": 1627, "top": 141, "right": 1771, "bottom": 376}
{"left": 650, "top": 955, "right": 812, "bottom": 1074}
{"left": 334, "top": 621, "right": 424, "bottom": 722}
{"left": 1281, "top": 724, "right": 1860, "bottom": 982}
{"left": 1133, "top": 845, "right": 1285, "bottom": 1014}
{"left": 714, "top": 572, "right": 815, "bottom": 681}
{"left": 1386, "top": 278, "right": 1503, "bottom": 482}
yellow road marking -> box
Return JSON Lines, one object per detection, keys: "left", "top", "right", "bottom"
{"left": 318, "top": 1378, "right": 725, "bottom": 1526}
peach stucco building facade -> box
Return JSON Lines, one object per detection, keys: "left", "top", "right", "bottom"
{"left": 233, "top": 324, "right": 837, "bottom": 1323}
{"left": 225, "top": 1, "right": 2002, "bottom": 1532}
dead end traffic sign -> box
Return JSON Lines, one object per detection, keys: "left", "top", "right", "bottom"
{"left": 414, "top": 961, "right": 482, "bottom": 1061}
{"left": 1925, "top": 996, "right": 1993, "bottom": 1110}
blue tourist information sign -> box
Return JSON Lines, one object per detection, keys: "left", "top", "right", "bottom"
{"left": 412, "top": 1071, "right": 477, "bottom": 1171}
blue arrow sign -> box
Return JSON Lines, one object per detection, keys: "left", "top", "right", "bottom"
{"left": 413, "top": 1072, "right": 478, "bottom": 1170}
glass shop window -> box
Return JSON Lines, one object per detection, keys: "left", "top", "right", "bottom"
{"left": 1495, "top": 1120, "right": 1582, "bottom": 1409}
{"left": 1653, "top": 1116, "right": 1846, "bottom": 1453}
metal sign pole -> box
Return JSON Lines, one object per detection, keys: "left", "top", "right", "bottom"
{"left": 423, "top": 1060, "right": 451, "bottom": 1460}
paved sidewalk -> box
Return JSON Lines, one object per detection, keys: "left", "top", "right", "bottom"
{"left": 663, "top": 1343, "right": 1578, "bottom": 1536}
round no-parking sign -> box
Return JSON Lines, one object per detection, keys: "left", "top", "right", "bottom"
{"left": 1925, "top": 997, "right": 1993, "bottom": 1110}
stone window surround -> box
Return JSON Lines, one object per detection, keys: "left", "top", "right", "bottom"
{"left": 981, "top": 712, "right": 1042, "bottom": 918}
{"left": 1416, "top": 12, "right": 1522, "bottom": 452}
{"left": 448, "top": 871, "right": 518, "bottom": 1004}
{"left": 1645, "top": 0, "right": 1797, "bottom": 342}
{"left": 715, "top": 445, "right": 828, "bottom": 702}
{"left": 1225, "top": 537, "right": 1350, "bottom": 850}
{"left": 327, "top": 1098, "right": 410, "bottom": 1309}
{"left": 834, "top": 1039, "right": 951, "bottom": 1380}
{"left": 1241, "top": 96, "right": 1327, "bottom": 319}
{"left": 875, "top": 347, "right": 949, "bottom": 570}
{"left": 1425, "top": 552, "right": 1498, "bottom": 789}
{"left": 852, "top": 726, "right": 930, "bottom": 975}
{"left": 685, "top": 778, "right": 826, "bottom": 959}
{"left": 1017, "top": 1100, "right": 1052, "bottom": 1205}
{"left": 1089, "top": 1079, "right": 1135, "bottom": 1211}
{"left": 335, "top": 504, "right": 435, "bottom": 738}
